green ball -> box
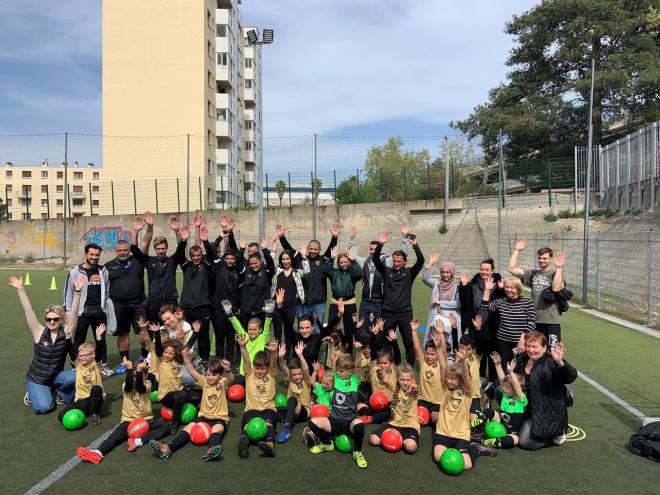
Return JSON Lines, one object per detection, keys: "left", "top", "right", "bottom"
{"left": 150, "top": 391, "right": 159, "bottom": 404}
{"left": 440, "top": 448, "right": 465, "bottom": 475}
{"left": 62, "top": 408, "right": 85, "bottom": 431}
{"left": 485, "top": 421, "right": 507, "bottom": 439}
{"left": 274, "top": 393, "right": 288, "bottom": 408}
{"left": 334, "top": 434, "right": 354, "bottom": 453}
{"left": 245, "top": 417, "right": 268, "bottom": 441}
{"left": 180, "top": 403, "right": 198, "bottom": 424}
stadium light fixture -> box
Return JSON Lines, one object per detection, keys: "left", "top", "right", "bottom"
{"left": 246, "top": 28, "right": 274, "bottom": 45}
{"left": 246, "top": 29, "right": 259, "bottom": 44}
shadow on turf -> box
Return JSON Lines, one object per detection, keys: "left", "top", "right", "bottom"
{"left": 600, "top": 402, "right": 643, "bottom": 431}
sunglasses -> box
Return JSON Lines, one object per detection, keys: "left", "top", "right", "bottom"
{"left": 45, "top": 317, "right": 62, "bottom": 323}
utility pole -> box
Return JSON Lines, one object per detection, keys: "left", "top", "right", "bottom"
{"left": 497, "top": 129, "right": 503, "bottom": 270}
{"left": 582, "top": 57, "right": 596, "bottom": 302}
{"left": 443, "top": 136, "right": 449, "bottom": 228}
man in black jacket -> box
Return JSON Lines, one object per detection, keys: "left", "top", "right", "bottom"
{"left": 276, "top": 223, "right": 339, "bottom": 334}
{"left": 130, "top": 212, "right": 181, "bottom": 325}
{"left": 372, "top": 229, "right": 424, "bottom": 366}
{"left": 238, "top": 238, "right": 275, "bottom": 330}
{"left": 106, "top": 238, "right": 146, "bottom": 374}
{"left": 176, "top": 224, "right": 214, "bottom": 364}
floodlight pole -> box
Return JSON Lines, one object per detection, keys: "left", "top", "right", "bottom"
{"left": 582, "top": 57, "right": 596, "bottom": 302}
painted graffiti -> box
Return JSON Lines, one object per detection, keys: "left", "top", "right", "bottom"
{"left": 81, "top": 226, "right": 133, "bottom": 251}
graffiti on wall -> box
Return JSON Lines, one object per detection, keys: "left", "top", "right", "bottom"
{"left": 81, "top": 226, "right": 133, "bottom": 251}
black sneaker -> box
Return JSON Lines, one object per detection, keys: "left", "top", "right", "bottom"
{"left": 257, "top": 441, "right": 275, "bottom": 457}
{"left": 90, "top": 414, "right": 101, "bottom": 426}
{"left": 202, "top": 444, "right": 223, "bottom": 462}
{"left": 474, "top": 443, "right": 497, "bottom": 457}
{"left": 238, "top": 434, "right": 250, "bottom": 459}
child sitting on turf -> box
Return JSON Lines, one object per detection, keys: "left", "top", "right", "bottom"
{"left": 473, "top": 352, "right": 527, "bottom": 449}
{"left": 432, "top": 347, "right": 496, "bottom": 471}
{"left": 356, "top": 332, "right": 399, "bottom": 424}
{"left": 222, "top": 294, "right": 278, "bottom": 381}
{"left": 457, "top": 333, "right": 482, "bottom": 423}
{"left": 369, "top": 363, "right": 420, "bottom": 454}
{"left": 411, "top": 318, "right": 446, "bottom": 426}
{"left": 303, "top": 353, "right": 368, "bottom": 469}
{"left": 150, "top": 349, "right": 234, "bottom": 461}
{"left": 59, "top": 324, "right": 107, "bottom": 427}
{"left": 311, "top": 361, "right": 334, "bottom": 409}
{"left": 237, "top": 334, "right": 279, "bottom": 458}
{"left": 76, "top": 358, "right": 170, "bottom": 463}
{"left": 276, "top": 341, "right": 312, "bottom": 443}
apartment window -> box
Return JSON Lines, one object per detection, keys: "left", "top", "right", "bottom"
{"left": 56, "top": 185, "right": 63, "bottom": 193}
{"left": 245, "top": 79, "right": 253, "bottom": 89}
{"left": 208, "top": 130, "right": 214, "bottom": 146}
{"left": 216, "top": 109, "right": 227, "bottom": 121}
{"left": 41, "top": 185, "right": 47, "bottom": 193}
{"left": 6, "top": 185, "right": 12, "bottom": 193}
{"left": 208, "top": 70, "right": 213, "bottom": 88}
{"left": 208, "top": 159, "right": 213, "bottom": 175}
{"left": 217, "top": 52, "right": 228, "bottom": 66}
{"left": 22, "top": 171, "right": 32, "bottom": 178}
{"left": 73, "top": 185, "right": 83, "bottom": 194}
{"left": 217, "top": 163, "right": 226, "bottom": 175}
{"left": 73, "top": 213, "right": 83, "bottom": 218}
{"left": 5, "top": 170, "right": 11, "bottom": 179}
{"left": 22, "top": 213, "right": 31, "bottom": 220}
{"left": 245, "top": 141, "right": 254, "bottom": 151}
{"left": 93, "top": 200, "right": 99, "bottom": 207}
{"left": 92, "top": 172, "right": 100, "bottom": 180}
{"left": 216, "top": 24, "right": 227, "bottom": 37}
{"left": 73, "top": 172, "right": 83, "bottom": 180}
{"left": 41, "top": 213, "right": 48, "bottom": 219}
{"left": 6, "top": 199, "right": 12, "bottom": 206}
{"left": 245, "top": 120, "right": 254, "bottom": 130}
{"left": 41, "top": 171, "right": 48, "bottom": 179}
{"left": 208, "top": 41, "right": 213, "bottom": 59}
{"left": 56, "top": 213, "right": 63, "bottom": 219}
{"left": 56, "top": 199, "right": 63, "bottom": 206}
{"left": 72, "top": 198, "right": 84, "bottom": 206}
{"left": 41, "top": 200, "right": 48, "bottom": 207}
{"left": 207, "top": 9, "right": 212, "bottom": 29}
{"left": 92, "top": 186, "right": 99, "bottom": 193}
{"left": 57, "top": 171, "right": 63, "bottom": 179}
{"left": 245, "top": 58, "right": 253, "bottom": 68}
{"left": 208, "top": 99, "right": 213, "bottom": 117}
{"left": 216, "top": 191, "right": 226, "bottom": 204}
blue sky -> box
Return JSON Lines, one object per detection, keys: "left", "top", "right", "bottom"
{"left": 0, "top": 0, "right": 538, "bottom": 175}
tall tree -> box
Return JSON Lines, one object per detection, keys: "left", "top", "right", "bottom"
{"left": 275, "top": 180, "right": 287, "bottom": 207}
{"left": 453, "top": 1, "right": 660, "bottom": 160}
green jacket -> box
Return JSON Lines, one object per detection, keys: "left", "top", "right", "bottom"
{"left": 230, "top": 315, "right": 272, "bottom": 375}
{"left": 323, "top": 259, "right": 362, "bottom": 299}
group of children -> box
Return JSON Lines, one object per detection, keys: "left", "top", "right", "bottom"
{"left": 71, "top": 295, "right": 528, "bottom": 472}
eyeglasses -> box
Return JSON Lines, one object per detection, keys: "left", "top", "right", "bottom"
{"left": 45, "top": 317, "right": 62, "bottom": 323}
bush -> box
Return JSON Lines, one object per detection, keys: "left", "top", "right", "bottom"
{"left": 438, "top": 223, "right": 448, "bottom": 235}
{"left": 591, "top": 208, "right": 615, "bottom": 218}
{"left": 544, "top": 213, "right": 558, "bottom": 222}
{"left": 557, "top": 209, "right": 575, "bottom": 218}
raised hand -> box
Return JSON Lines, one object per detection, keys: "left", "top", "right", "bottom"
{"left": 410, "top": 318, "right": 419, "bottom": 332}
{"left": 460, "top": 272, "right": 470, "bottom": 285}
{"left": 330, "top": 246, "right": 338, "bottom": 259}
{"left": 265, "top": 337, "right": 278, "bottom": 352}
{"left": 484, "top": 276, "right": 495, "bottom": 291}
{"left": 122, "top": 356, "right": 133, "bottom": 370}
{"left": 337, "top": 297, "right": 345, "bottom": 316}
{"left": 193, "top": 215, "right": 203, "bottom": 227}
{"left": 275, "top": 224, "right": 285, "bottom": 237}
{"left": 490, "top": 351, "right": 501, "bottom": 365}
{"left": 349, "top": 226, "right": 357, "bottom": 238}
{"left": 168, "top": 216, "right": 180, "bottom": 231}
{"left": 199, "top": 225, "right": 209, "bottom": 242}
{"left": 278, "top": 342, "right": 287, "bottom": 358}
{"left": 346, "top": 249, "right": 356, "bottom": 261}
{"left": 329, "top": 223, "right": 341, "bottom": 237}
{"left": 192, "top": 320, "right": 201, "bottom": 333}
{"left": 73, "top": 276, "right": 86, "bottom": 292}
{"left": 428, "top": 254, "right": 440, "bottom": 267}
{"left": 95, "top": 323, "right": 107, "bottom": 340}
{"left": 299, "top": 243, "right": 307, "bottom": 257}
{"left": 387, "top": 329, "right": 397, "bottom": 342}
{"left": 497, "top": 278, "right": 505, "bottom": 289}
{"left": 400, "top": 223, "right": 409, "bottom": 236}
{"left": 271, "top": 235, "right": 279, "bottom": 251}
{"left": 8, "top": 276, "right": 24, "bottom": 290}
{"left": 182, "top": 347, "right": 191, "bottom": 360}
{"left": 275, "top": 288, "right": 285, "bottom": 307}
{"left": 260, "top": 238, "right": 268, "bottom": 250}
{"left": 220, "top": 359, "right": 231, "bottom": 371}
{"left": 515, "top": 237, "right": 526, "bottom": 251}
{"left": 407, "top": 383, "right": 419, "bottom": 395}
{"left": 227, "top": 218, "right": 235, "bottom": 231}
{"left": 133, "top": 215, "right": 144, "bottom": 232}
{"left": 180, "top": 225, "right": 191, "bottom": 241}
{"left": 455, "top": 346, "right": 466, "bottom": 361}
{"left": 355, "top": 317, "right": 364, "bottom": 329}
{"left": 379, "top": 230, "right": 389, "bottom": 244}
{"left": 295, "top": 341, "right": 305, "bottom": 356}
{"left": 239, "top": 239, "right": 247, "bottom": 250}
{"left": 312, "top": 361, "right": 321, "bottom": 372}
{"left": 218, "top": 215, "right": 228, "bottom": 230}
{"left": 137, "top": 316, "right": 148, "bottom": 330}
{"left": 144, "top": 211, "right": 154, "bottom": 226}
{"left": 235, "top": 334, "right": 247, "bottom": 347}
{"left": 550, "top": 341, "right": 565, "bottom": 364}
{"left": 148, "top": 322, "right": 161, "bottom": 332}
{"left": 555, "top": 251, "right": 566, "bottom": 269}
{"left": 472, "top": 314, "right": 482, "bottom": 330}
{"left": 506, "top": 360, "right": 515, "bottom": 374}
{"left": 136, "top": 361, "right": 146, "bottom": 373}
{"left": 373, "top": 318, "right": 385, "bottom": 334}
{"left": 353, "top": 340, "right": 363, "bottom": 350}
{"left": 448, "top": 312, "right": 458, "bottom": 329}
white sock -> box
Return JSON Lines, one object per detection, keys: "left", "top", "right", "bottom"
{"left": 134, "top": 438, "right": 143, "bottom": 448}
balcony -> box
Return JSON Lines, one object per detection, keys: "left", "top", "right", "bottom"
{"left": 71, "top": 191, "right": 85, "bottom": 199}
{"left": 215, "top": 9, "right": 229, "bottom": 24}
{"left": 215, "top": 37, "right": 228, "bottom": 53}
{"left": 244, "top": 170, "right": 255, "bottom": 184}
{"left": 242, "top": 128, "right": 255, "bottom": 140}
{"left": 244, "top": 87, "right": 254, "bottom": 102}
{"left": 216, "top": 148, "right": 229, "bottom": 163}
{"left": 215, "top": 92, "right": 229, "bottom": 109}
{"left": 216, "top": 120, "right": 229, "bottom": 137}
{"left": 241, "top": 149, "right": 255, "bottom": 163}
{"left": 216, "top": 66, "right": 229, "bottom": 82}
{"left": 216, "top": 176, "right": 230, "bottom": 190}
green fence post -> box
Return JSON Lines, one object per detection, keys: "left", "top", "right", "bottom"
{"left": 288, "top": 172, "right": 292, "bottom": 207}
{"left": 547, "top": 159, "right": 552, "bottom": 207}
{"left": 403, "top": 166, "right": 407, "bottom": 201}
{"left": 265, "top": 173, "right": 269, "bottom": 207}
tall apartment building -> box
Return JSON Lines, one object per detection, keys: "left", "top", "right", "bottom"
{"left": 102, "top": 0, "right": 262, "bottom": 215}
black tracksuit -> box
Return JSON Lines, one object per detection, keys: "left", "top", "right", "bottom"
{"left": 130, "top": 244, "right": 179, "bottom": 323}
{"left": 106, "top": 255, "right": 146, "bottom": 335}
{"left": 238, "top": 249, "right": 275, "bottom": 328}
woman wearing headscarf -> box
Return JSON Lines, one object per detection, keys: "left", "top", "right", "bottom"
{"left": 421, "top": 255, "right": 461, "bottom": 353}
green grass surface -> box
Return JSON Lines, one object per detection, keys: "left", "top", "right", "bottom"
{"left": 1, "top": 268, "right": 659, "bottom": 494}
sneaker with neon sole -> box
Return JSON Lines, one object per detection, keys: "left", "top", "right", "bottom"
{"left": 352, "top": 450, "right": 368, "bottom": 468}
{"left": 310, "top": 442, "right": 334, "bottom": 454}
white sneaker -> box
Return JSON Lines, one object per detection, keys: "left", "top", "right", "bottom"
{"left": 552, "top": 432, "right": 566, "bottom": 445}
{"left": 100, "top": 362, "right": 115, "bottom": 377}
{"left": 24, "top": 392, "right": 31, "bottom": 406}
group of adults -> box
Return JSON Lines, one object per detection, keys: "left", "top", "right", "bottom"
{"left": 17, "top": 212, "right": 577, "bottom": 450}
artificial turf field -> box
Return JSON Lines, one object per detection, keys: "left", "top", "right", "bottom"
{"left": 2, "top": 268, "right": 659, "bottom": 494}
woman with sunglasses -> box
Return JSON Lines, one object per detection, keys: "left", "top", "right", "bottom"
{"left": 11, "top": 275, "right": 85, "bottom": 414}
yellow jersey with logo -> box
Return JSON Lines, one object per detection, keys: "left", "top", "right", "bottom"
{"left": 156, "top": 359, "right": 183, "bottom": 400}
{"left": 389, "top": 388, "right": 420, "bottom": 432}
{"left": 371, "top": 364, "right": 397, "bottom": 401}
{"left": 436, "top": 387, "right": 470, "bottom": 441}
{"left": 419, "top": 360, "right": 444, "bottom": 405}
{"left": 287, "top": 379, "right": 312, "bottom": 412}
{"left": 198, "top": 376, "right": 229, "bottom": 421}
{"left": 74, "top": 360, "right": 104, "bottom": 401}
{"left": 121, "top": 378, "right": 153, "bottom": 422}
{"left": 245, "top": 369, "right": 277, "bottom": 412}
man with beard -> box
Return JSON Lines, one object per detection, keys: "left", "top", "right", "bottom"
{"left": 130, "top": 212, "right": 181, "bottom": 326}
{"left": 64, "top": 243, "right": 112, "bottom": 376}
{"left": 106, "top": 237, "right": 146, "bottom": 374}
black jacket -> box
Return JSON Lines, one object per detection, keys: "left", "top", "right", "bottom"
{"left": 458, "top": 272, "right": 505, "bottom": 340}
{"left": 204, "top": 241, "right": 244, "bottom": 309}
{"left": 239, "top": 249, "right": 275, "bottom": 313}
{"left": 514, "top": 353, "right": 577, "bottom": 439}
{"left": 106, "top": 255, "right": 146, "bottom": 303}
{"left": 130, "top": 244, "right": 178, "bottom": 303}
{"left": 26, "top": 327, "right": 70, "bottom": 385}
{"left": 280, "top": 234, "right": 337, "bottom": 304}
{"left": 372, "top": 242, "right": 424, "bottom": 313}
{"left": 176, "top": 240, "right": 213, "bottom": 308}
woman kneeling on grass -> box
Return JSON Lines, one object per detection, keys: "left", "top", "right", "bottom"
{"left": 514, "top": 331, "right": 577, "bottom": 450}
{"left": 11, "top": 275, "right": 84, "bottom": 414}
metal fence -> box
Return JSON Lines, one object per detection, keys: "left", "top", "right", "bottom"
{"left": 575, "top": 121, "right": 659, "bottom": 212}
{"left": 500, "top": 231, "right": 658, "bottom": 327}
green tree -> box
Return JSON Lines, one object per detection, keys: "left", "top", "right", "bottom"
{"left": 333, "top": 175, "right": 380, "bottom": 204}
{"left": 453, "top": 1, "right": 660, "bottom": 161}
{"left": 0, "top": 198, "right": 6, "bottom": 219}
{"left": 312, "top": 178, "right": 322, "bottom": 201}
{"left": 275, "top": 180, "right": 286, "bottom": 207}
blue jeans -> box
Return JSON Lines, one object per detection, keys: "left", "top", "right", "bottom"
{"left": 25, "top": 369, "right": 76, "bottom": 415}
{"left": 297, "top": 302, "right": 326, "bottom": 335}
{"left": 359, "top": 300, "right": 383, "bottom": 333}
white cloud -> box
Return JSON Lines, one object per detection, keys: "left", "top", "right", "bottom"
{"left": 240, "top": 0, "right": 538, "bottom": 136}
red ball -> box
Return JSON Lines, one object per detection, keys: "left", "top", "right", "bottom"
{"left": 227, "top": 384, "right": 245, "bottom": 402}
{"left": 189, "top": 421, "right": 212, "bottom": 445}
{"left": 317, "top": 367, "right": 326, "bottom": 381}
{"left": 417, "top": 406, "right": 430, "bottom": 426}
{"left": 160, "top": 407, "right": 174, "bottom": 421}
{"left": 369, "top": 391, "right": 389, "bottom": 412}
{"left": 310, "top": 403, "right": 330, "bottom": 418}
{"left": 127, "top": 418, "right": 150, "bottom": 439}
{"left": 380, "top": 427, "right": 403, "bottom": 453}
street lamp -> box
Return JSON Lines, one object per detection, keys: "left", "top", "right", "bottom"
{"left": 245, "top": 28, "right": 274, "bottom": 240}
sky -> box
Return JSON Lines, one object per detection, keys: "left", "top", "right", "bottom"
{"left": 0, "top": 0, "right": 539, "bottom": 175}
